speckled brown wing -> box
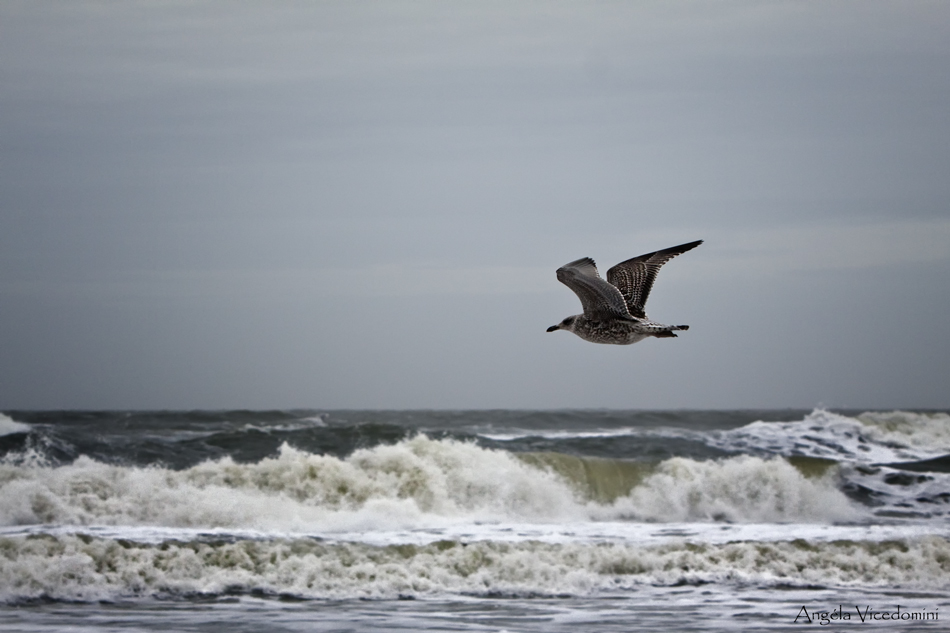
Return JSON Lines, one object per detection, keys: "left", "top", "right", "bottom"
{"left": 556, "top": 257, "right": 633, "bottom": 322}
{"left": 606, "top": 240, "right": 703, "bottom": 319}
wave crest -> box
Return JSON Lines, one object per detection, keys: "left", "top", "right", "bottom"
{"left": 858, "top": 410, "right": 950, "bottom": 452}
{"left": 1, "top": 436, "right": 861, "bottom": 530}
{"left": 0, "top": 414, "right": 29, "bottom": 437}
{"left": 606, "top": 455, "right": 858, "bottom": 523}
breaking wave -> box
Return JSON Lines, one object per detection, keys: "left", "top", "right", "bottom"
{"left": 0, "top": 414, "right": 29, "bottom": 438}
{"left": 709, "top": 409, "right": 950, "bottom": 463}
{"left": 1, "top": 435, "right": 860, "bottom": 532}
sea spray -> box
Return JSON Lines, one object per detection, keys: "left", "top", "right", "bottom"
{"left": 2, "top": 436, "right": 860, "bottom": 529}
{"left": 0, "top": 414, "right": 30, "bottom": 437}
{"left": 607, "top": 455, "right": 860, "bottom": 523}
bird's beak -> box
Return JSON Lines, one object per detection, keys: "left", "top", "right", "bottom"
{"left": 546, "top": 325, "right": 559, "bottom": 332}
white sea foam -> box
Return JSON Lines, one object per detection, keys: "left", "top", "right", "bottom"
{"left": 1, "top": 521, "right": 938, "bottom": 549}
{"left": 1, "top": 436, "right": 860, "bottom": 532}
{"left": 0, "top": 437, "right": 585, "bottom": 532}
{"left": 710, "top": 409, "right": 947, "bottom": 463}
{"left": 605, "top": 455, "right": 860, "bottom": 523}
{"left": 857, "top": 410, "right": 950, "bottom": 455}
{"left": 0, "top": 414, "right": 29, "bottom": 437}
{"left": 1, "top": 533, "right": 947, "bottom": 602}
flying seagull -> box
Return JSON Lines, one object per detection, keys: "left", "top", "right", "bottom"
{"left": 546, "top": 240, "right": 703, "bottom": 345}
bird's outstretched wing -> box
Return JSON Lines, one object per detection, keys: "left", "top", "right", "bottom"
{"left": 606, "top": 240, "right": 703, "bottom": 318}
{"left": 556, "top": 257, "right": 633, "bottom": 321}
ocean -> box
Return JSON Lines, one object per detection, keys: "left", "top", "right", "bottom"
{"left": 1, "top": 409, "right": 948, "bottom": 631}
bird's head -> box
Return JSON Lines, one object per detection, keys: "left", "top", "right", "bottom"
{"left": 546, "top": 315, "right": 577, "bottom": 333}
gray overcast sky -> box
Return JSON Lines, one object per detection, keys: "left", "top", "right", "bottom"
{"left": 1, "top": 1, "right": 948, "bottom": 410}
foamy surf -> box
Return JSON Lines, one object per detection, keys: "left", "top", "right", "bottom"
{"left": 1, "top": 436, "right": 862, "bottom": 532}
{"left": 2, "top": 532, "right": 948, "bottom": 603}
{"left": 710, "top": 409, "right": 950, "bottom": 463}
{"left": 1, "top": 408, "right": 948, "bottom": 613}
{"left": 0, "top": 520, "right": 940, "bottom": 549}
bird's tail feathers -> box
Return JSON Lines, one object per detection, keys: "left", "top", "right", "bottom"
{"left": 653, "top": 324, "right": 689, "bottom": 339}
